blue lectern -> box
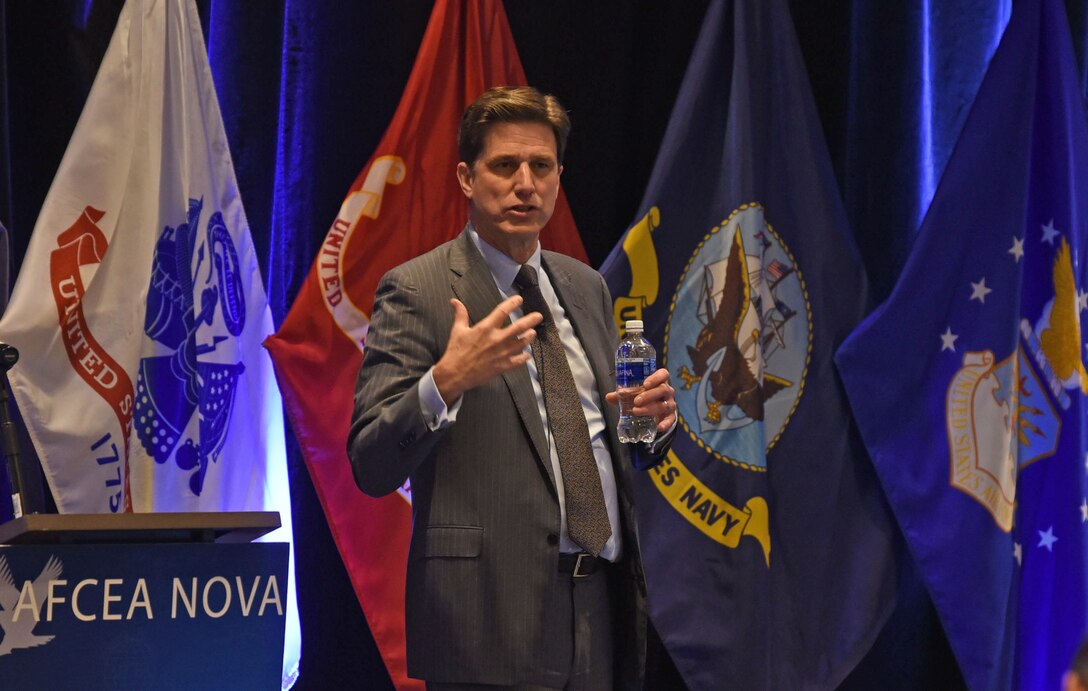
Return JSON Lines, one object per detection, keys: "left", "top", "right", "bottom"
{"left": 0, "top": 512, "right": 287, "bottom": 690}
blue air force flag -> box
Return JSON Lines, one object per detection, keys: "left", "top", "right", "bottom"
{"left": 836, "top": 0, "right": 1088, "bottom": 688}
{"left": 0, "top": 0, "right": 300, "bottom": 686}
{"left": 599, "top": 0, "right": 899, "bottom": 688}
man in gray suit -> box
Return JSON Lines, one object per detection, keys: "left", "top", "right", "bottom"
{"left": 349, "top": 86, "right": 676, "bottom": 691}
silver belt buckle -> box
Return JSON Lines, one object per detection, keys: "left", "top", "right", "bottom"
{"left": 573, "top": 553, "right": 591, "bottom": 578}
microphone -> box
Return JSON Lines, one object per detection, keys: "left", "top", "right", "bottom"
{"left": 0, "top": 341, "right": 18, "bottom": 370}
{"left": 0, "top": 342, "right": 26, "bottom": 519}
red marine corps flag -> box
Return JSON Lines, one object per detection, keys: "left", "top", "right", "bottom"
{"left": 264, "top": 0, "right": 586, "bottom": 687}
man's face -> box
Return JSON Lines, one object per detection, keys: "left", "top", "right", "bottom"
{"left": 456, "top": 121, "right": 563, "bottom": 263}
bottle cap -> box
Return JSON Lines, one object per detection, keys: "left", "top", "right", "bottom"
{"left": 625, "top": 320, "right": 643, "bottom": 331}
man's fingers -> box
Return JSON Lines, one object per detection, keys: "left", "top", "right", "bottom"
{"left": 509, "top": 351, "right": 534, "bottom": 367}
{"left": 510, "top": 327, "right": 538, "bottom": 347}
{"left": 491, "top": 301, "right": 543, "bottom": 351}
{"left": 634, "top": 377, "right": 675, "bottom": 411}
{"left": 643, "top": 367, "right": 670, "bottom": 388}
{"left": 634, "top": 379, "right": 668, "bottom": 404}
{"left": 449, "top": 298, "right": 470, "bottom": 328}
{"left": 658, "top": 411, "right": 675, "bottom": 433}
{"left": 481, "top": 294, "right": 526, "bottom": 327}
{"left": 509, "top": 310, "right": 544, "bottom": 334}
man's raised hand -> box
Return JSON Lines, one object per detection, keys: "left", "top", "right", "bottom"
{"left": 432, "top": 295, "right": 542, "bottom": 405}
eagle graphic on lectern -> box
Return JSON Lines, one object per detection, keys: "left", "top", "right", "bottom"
{"left": 0, "top": 555, "right": 62, "bottom": 656}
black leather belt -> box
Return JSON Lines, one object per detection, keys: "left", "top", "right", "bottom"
{"left": 558, "top": 552, "right": 605, "bottom": 578}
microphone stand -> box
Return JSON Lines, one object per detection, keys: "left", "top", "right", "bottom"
{"left": 0, "top": 343, "right": 25, "bottom": 518}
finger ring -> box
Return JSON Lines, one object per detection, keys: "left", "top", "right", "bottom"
{"left": 514, "top": 333, "right": 523, "bottom": 343}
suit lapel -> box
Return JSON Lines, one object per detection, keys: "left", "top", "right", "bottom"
{"left": 448, "top": 231, "right": 557, "bottom": 494}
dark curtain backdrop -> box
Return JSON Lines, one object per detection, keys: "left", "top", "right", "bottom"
{"left": 3, "top": 1, "right": 1086, "bottom": 688}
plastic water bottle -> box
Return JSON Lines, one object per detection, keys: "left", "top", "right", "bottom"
{"left": 616, "top": 320, "right": 658, "bottom": 444}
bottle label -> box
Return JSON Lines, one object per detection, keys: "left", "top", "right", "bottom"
{"left": 616, "top": 358, "right": 656, "bottom": 387}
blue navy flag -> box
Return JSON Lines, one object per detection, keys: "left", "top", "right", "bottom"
{"left": 600, "top": 0, "right": 899, "bottom": 688}
{"left": 836, "top": 0, "right": 1088, "bottom": 688}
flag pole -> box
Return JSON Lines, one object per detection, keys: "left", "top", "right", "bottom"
{"left": 0, "top": 341, "right": 25, "bottom": 518}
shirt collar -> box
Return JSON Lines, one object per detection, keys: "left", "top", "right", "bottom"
{"left": 467, "top": 223, "right": 542, "bottom": 292}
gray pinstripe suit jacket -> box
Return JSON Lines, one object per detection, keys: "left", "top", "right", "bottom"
{"left": 348, "top": 229, "right": 659, "bottom": 688}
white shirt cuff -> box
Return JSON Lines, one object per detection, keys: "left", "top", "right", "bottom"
{"left": 419, "top": 366, "right": 461, "bottom": 431}
{"left": 648, "top": 413, "right": 678, "bottom": 453}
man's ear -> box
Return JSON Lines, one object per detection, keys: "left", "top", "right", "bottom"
{"left": 456, "top": 161, "right": 473, "bottom": 198}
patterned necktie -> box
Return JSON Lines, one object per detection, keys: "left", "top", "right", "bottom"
{"left": 514, "top": 264, "right": 611, "bottom": 556}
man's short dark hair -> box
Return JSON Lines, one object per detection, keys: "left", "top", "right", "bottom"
{"left": 458, "top": 86, "right": 571, "bottom": 167}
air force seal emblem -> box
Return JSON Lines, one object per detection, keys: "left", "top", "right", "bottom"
{"left": 945, "top": 235, "right": 1077, "bottom": 529}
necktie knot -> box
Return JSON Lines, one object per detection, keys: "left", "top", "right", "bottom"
{"left": 514, "top": 265, "right": 550, "bottom": 334}
{"left": 514, "top": 264, "right": 539, "bottom": 291}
